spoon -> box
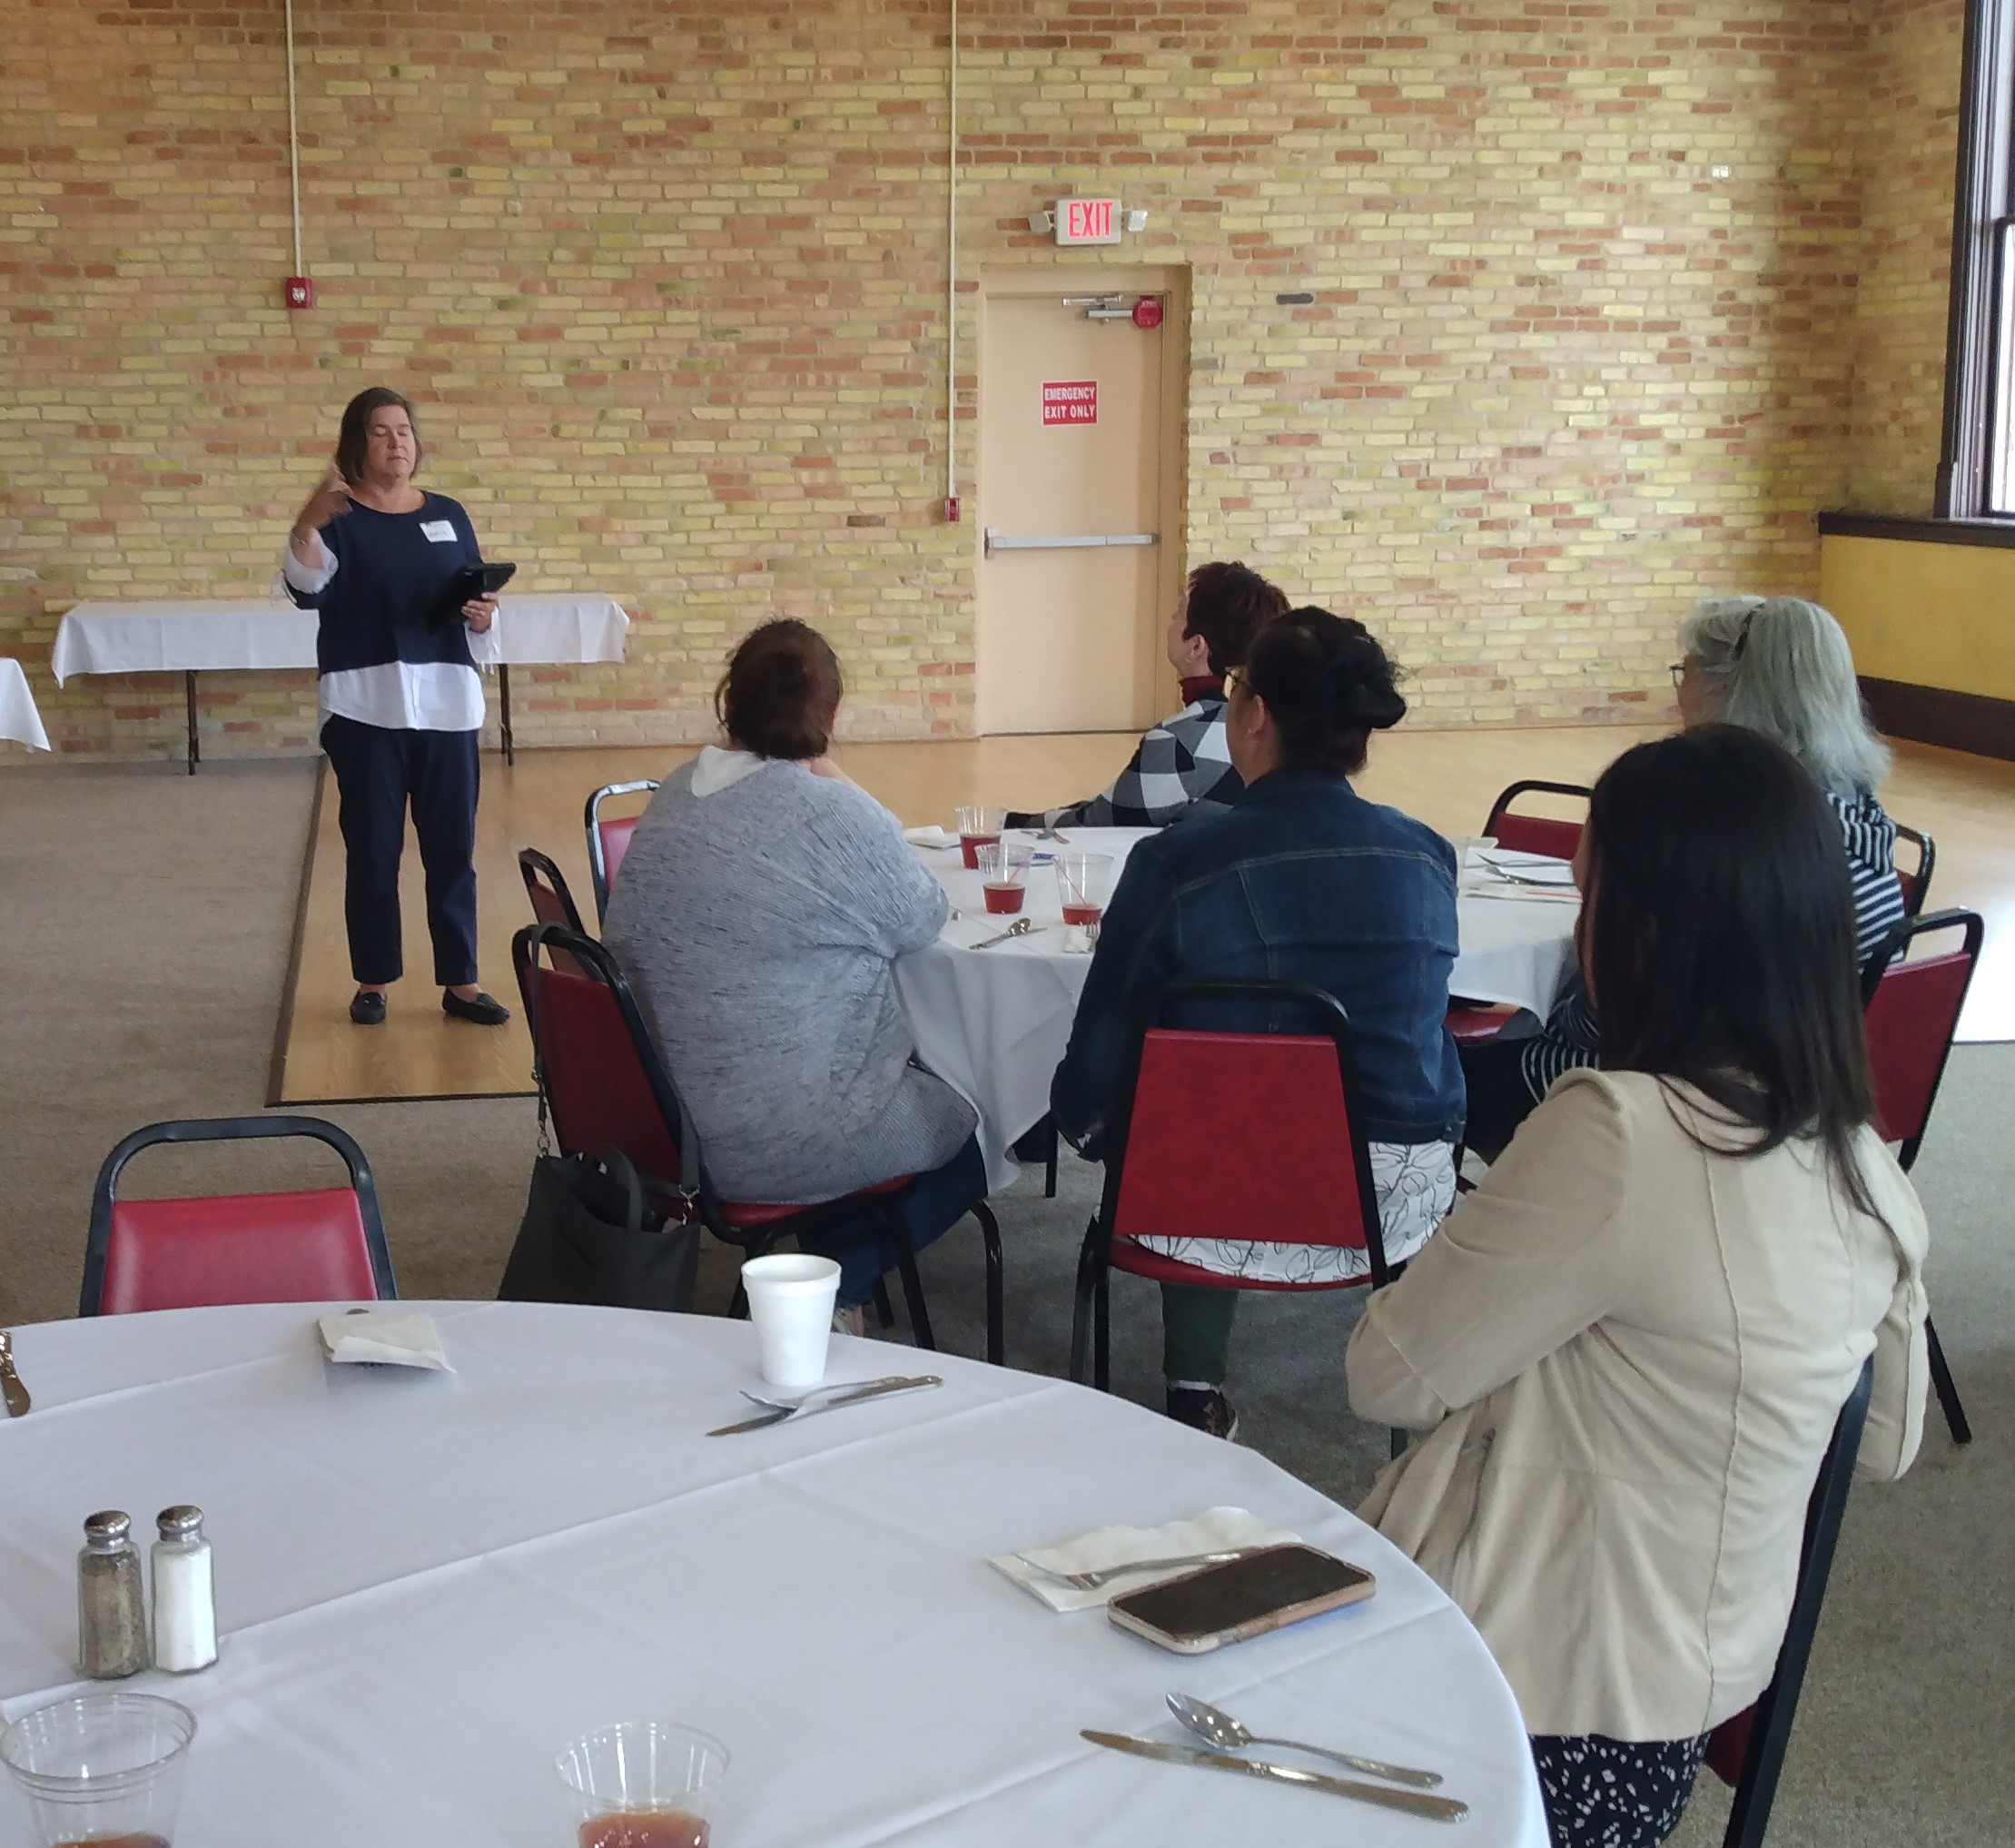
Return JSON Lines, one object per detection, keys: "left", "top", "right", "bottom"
{"left": 1166, "top": 1693, "right": 1443, "bottom": 1790}
{"left": 973, "top": 916, "right": 1037, "bottom": 950}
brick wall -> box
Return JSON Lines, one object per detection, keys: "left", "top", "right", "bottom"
{"left": 0, "top": 0, "right": 1945, "bottom": 757}
{"left": 1846, "top": 0, "right": 1963, "bottom": 518}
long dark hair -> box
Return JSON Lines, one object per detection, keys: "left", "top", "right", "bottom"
{"left": 716, "top": 619, "right": 843, "bottom": 760}
{"left": 1242, "top": 606, "right": 1406, "bottom": 775}
{"left": 1582, "top": 725, "right": 1880, "bottom": 1212}
{"left": 335, "top": 386, "right": 422, "bottom": 485}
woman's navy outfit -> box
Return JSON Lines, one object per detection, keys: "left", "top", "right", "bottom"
{"left": 283, "top": 494, "right": 489, "bottom": 987}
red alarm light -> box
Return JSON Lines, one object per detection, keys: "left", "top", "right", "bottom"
{"left": 1132, "top": 298, "right": 1163, "bottom": 330}
{"left": 284, "top": 276, "right": 314, "bottom": 311}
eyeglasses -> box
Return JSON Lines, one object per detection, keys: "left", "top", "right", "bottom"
{"left": 1668, "top": 662, "right": 1686, "bottom": 689}
{"left": 1222, "top": 665, "right": 1246, "bottom": 697}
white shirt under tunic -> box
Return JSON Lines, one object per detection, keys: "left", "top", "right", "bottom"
{"left": 282, "top": 532, "right": 496, "bottom": 732}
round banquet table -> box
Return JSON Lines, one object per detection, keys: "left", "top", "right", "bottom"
{"left": 896, "top": 829, "right": 1578, "bottom": 1187}
{"left": 0, "top": 1301, "right": 1547, "bottom": 1848}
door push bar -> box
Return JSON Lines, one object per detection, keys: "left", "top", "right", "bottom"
{"left": 983, "top": 529, "right": 1159, "bottom": 556}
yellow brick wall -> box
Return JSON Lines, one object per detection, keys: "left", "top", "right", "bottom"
{"left": 1846, "top": 0, "right": 1963, "bottom": 516}
{"left": 0, "top": 0, "right": 1939, "bottom": 757}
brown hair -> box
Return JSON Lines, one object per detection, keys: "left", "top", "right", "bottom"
{"left": 716, "top": 619, "right": 844, "bottom": 760}
{"left": 1182, "top": 561, "right": 1289, "bottom": 677}
{"left": 335, "top": 387, "right": 422, "bottom": 486}
{"left": 1242, "top": 606, "right": 1406, "bottom": 776}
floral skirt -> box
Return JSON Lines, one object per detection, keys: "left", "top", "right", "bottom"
{"left": 1132, "top": 1140, "right": 1457, "bottom": 1282}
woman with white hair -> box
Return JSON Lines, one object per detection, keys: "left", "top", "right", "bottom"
{"left": 1460, "top": 595, "right": 1906, "bottom": 1160}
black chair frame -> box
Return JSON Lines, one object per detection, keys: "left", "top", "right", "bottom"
{"left": 1069, "top": 979, "right": 1394, "bottom": 1439}
{"left": 1482, "top": 777, "right": 1594, "bottom": 838}
{"left": 1716, "top": 1358, "right": 1873, "bottom": 1848}
{"left": 1892, "top": 822, "right": 1935, "bottom": 919}
{"left": 1858, "top": 907, "right": 1982, "bottom": 1444}
{"left": 584, "top": 779, "right": 659, "bottom": 924}
{"left": 82, "top": 1115, "right": 395, "bottom": 1317}
{"left": 518, "top": 845, "right": 588, "bottom": 937}
{"left": 514, "top": 922, "right": 1003, "bottom": 1364}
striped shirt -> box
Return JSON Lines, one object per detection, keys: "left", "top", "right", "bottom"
{"left": 1516, "top": 787, "right": 1907, "bottom": 1100}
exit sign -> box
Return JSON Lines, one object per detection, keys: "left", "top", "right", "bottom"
{"left": 1055, "top": 198, "right": 1121, "bottom": 246}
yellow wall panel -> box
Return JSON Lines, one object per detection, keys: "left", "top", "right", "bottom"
{"left": 1821, "top": 535, "right": 2015, "bottom": 705}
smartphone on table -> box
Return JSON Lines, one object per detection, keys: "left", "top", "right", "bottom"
{"left": 1107, "top": 1544, "right": 1375, "bottom": 1655}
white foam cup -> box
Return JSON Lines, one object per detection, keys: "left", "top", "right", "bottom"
{"left": 741, "top": 1253, "right": 843, "bottom": 1389}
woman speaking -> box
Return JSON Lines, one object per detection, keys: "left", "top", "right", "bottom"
{"left": 283, "top": 386, "right": 511, "bottom": 1028}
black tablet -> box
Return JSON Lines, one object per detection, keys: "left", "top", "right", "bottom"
{"left": 434, "top": 560, "right": 516, "bottom": 626}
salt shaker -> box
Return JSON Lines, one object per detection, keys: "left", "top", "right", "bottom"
{"left": 77, "top": 1509, "right": 147, "bottom": 1678}
{"left": 150, "top": 1505, "right": 218, "bottom": 1673}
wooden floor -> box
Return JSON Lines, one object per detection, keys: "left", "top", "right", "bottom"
{"left": 273, "top": 725, "right": 2015, "bottom": 1104}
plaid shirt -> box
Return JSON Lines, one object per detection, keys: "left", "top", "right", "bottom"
{"left": 1009, "top": 689, "right": 1244, "bottom": 830}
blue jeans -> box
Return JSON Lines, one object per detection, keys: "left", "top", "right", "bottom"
{"left": 798, "top": 1134, "right": 989, "bottom": 1308}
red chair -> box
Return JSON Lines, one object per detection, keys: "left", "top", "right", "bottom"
{"left": 1700, "top": 1357, "right": 1874, "bottom": 1848}
{"left": 82, "top": 1117, "right": 395, "bottom": 1316}
{"left": 1069, "top": 978, "right": 1402, "bottom": 1445}
{"left": 1892, "top": 822, "right": 1935, "bottom": 919}
{"left": 585, "top": 780, "right": 659, "bottom": 924}
{"left": 1447, "top": 780, "right": 1592, "bottom": 1045}
{"left": 1860, "top": 906, "right": 1981, "bottom": 1444}
{"left": 513, "top": 924, "right": 1003, "bottom": 1363}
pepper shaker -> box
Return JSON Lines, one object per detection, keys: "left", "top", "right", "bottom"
{"left": 77, "top": 1509, "right": 148, "bottom": 1678}
{"left": 151, "top": 1505, "right": 218, "bottom": 1673}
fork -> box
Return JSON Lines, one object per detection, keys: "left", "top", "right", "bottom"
{"left": 1020, "top": 1547, "right": 1257, "bottom": 1591}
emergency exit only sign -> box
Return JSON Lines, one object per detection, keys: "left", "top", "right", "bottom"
{"left": 1042, "top": 380, "right": 1098, "bottom": 425}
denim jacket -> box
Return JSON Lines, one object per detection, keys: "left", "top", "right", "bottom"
{"left": 1052, "top": 767, "right": 1466, "bottom": 1147}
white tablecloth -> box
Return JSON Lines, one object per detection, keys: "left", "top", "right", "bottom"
{"left": 49, "top": 595, "right": 629, "bottom": 683}
{"left": 0, "top": 657, "right": 50, "bottom": 750}
{"left": 0, "top": 1302, "right": 1545, "bottom": 1848}
{"left": 896, "top": 832, "right": 1578, "bottom": 1188}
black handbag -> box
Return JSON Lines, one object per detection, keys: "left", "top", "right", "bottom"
{"left": 499, "top": 1143, "right": 700, "bottom": 1313}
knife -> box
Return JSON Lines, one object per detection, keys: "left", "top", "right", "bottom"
{"left": 706, "top": 1373, "right": 941, "bottom": 1437}
{"left": 0, "top": 1331, "right": 31, "bottom": 1418}
{"left": 1082, "top": 1732, "right": 1467, "bottom": 1823}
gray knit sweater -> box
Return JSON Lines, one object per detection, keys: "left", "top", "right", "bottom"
{"left": 602, "top": 757, "right": 976, "bottom": 1205}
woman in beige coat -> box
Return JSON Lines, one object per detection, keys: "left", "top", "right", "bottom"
{"left": 1348, "top": 725, "right": 1928, "bottom": 1848}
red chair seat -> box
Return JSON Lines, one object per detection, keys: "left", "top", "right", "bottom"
{"left": 1446, "top": 1001, "right": 1519, "bottom": 1045}
{"left": 101, "top": 1190, "right": 380, "bottom": 1315}
{"left": 1703, "top": 1707, "right": 1753, "bottom": 1788}
{"left": 716, "top": 1175, "right": 914, "bottom": 1230}
{"left": 1108, "top": 1236, "right": 1376, "bottom": 1293}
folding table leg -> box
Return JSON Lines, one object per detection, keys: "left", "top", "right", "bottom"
{"left": 184, "top": 670, "right": 199, "bottom": 775}
{"left": 498, "top": 663, "right": 515, "bottom": 766}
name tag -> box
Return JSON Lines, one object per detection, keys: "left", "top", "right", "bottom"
{"left": 420, "top": 520, "right": 458, "bottom": 543}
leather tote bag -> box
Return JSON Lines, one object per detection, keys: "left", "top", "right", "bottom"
{"left": 499, "top": 1143, "right": 699, "bottom": 1313}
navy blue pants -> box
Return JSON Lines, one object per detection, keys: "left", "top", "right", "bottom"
{"left": 799, "top": 1135, "right": 989, "bottom": 1308}
{"left": 321, "top": 716, "right": 480, "bottom": 988}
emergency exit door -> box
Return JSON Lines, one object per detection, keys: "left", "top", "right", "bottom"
{"left": 976, "top": 275, "right": 1186, "bottom": 735}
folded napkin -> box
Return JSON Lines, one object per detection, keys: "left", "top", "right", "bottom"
{"left": 904, "top": 825, "right": 960, "bottom": 849}
{"left": 316, "top": 1309, "right": 453, "bottom": 1371}
{"left": 990, "top": 1506, "right": 1299, "bottom": 1613}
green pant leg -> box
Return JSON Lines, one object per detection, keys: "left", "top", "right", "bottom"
{"left": 1160, "top": 1283, "right": 1240, "bottom": 1386}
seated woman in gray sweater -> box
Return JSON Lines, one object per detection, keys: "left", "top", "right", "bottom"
{"left": 603, "top": 620, "right": 983, "bottom": 1321}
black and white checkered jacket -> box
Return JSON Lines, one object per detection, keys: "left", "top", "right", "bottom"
{"left": 1008, "top": 689, "right": 1244, "bottom": 830}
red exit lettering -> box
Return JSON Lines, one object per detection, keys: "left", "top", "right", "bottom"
{"left": 1066, "top": 199, "right": 1112, "bottom": 242}
{"left": 1042, "top": 380, "right": 1098, "bottom": 426}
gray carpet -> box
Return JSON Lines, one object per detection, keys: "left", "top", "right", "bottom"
{"left": 1, "top": 760, "right": 2007, "bottom": 1844}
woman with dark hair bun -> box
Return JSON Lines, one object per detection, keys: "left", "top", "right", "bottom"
{"left": 1348, "top": 725, "right": 1928, "bottom": 1848}
{"left": 603, "top": 620, "right": 986, "bottom": 1327}
{"left": 1052, "top": 607, "right": 1465, "bottom": 1438}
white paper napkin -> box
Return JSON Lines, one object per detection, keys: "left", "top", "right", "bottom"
{"left": 904, "top": 825, "right": 960, "bottom": 849}
{"left": 316, "top": 1309, "right": 453, "bottom": 1371}
{"left": 990, "top": 1506, "right": 1300, "bottom": 1613}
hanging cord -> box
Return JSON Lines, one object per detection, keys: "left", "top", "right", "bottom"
{"left": 944, "top": 0, "right": 958, "bottom": 507}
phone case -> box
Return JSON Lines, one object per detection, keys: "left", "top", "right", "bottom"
{"left": 1105, "top": 1559, "right": 1376, "bottom": 1655}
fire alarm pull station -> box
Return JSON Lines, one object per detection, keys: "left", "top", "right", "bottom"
{"left": 284, "top": 277, "right": 314, "bottom": 311}
{"left": 944, "top": 496, "right": 962, "bottom": 524}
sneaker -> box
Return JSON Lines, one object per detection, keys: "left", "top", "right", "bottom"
{"left": 832, "top": 1304, "right": 868, "bottom": 1339}
{"left": 349, "top": 990, "right": 387, "bottom": 1026}
{"left": 442, "top": 988, "right": 511, "bottom": 1026}
{"left": 1165, "top": 1386, "right": 1240, "bottom": 1441}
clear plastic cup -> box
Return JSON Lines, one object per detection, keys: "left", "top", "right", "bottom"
{"left": 0, "top": 1692, "right": 196, "bottom": 1848}
{"left": 953, "top": 805, "right": 1004, "bottom": 869}
{"left": 974, "top": 840, "right": 1032, "bottom": 914}
{"left": 1056, "top": 852, "right": 1116, "bottom": 951}
{"left": 740, "top": 1252, "right": 842, "bottom": 1389}
{"left": 557, "top": 1722, "right": 729, "bottom": 1848}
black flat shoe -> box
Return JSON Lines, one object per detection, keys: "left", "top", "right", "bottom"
{"left": 350, "top": 991, "right": 387, "bottom": 1026}
{"left": 442, "top": 988, "right": 511, "bottom": 1026}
